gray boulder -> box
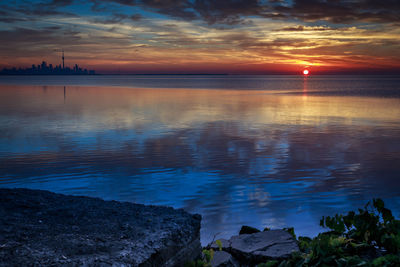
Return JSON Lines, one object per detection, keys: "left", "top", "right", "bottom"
{"left": 211, "top": 251, "right": 239, "bottom": 267}
{"left": 210, "top": 230, "right": 299, "bottom": 265}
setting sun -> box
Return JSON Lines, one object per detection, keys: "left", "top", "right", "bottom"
{"left": 303, "top": 69, "right": 309, "bottom": 75}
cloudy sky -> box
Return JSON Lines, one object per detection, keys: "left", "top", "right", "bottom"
{"left": 1, "top": 0, "right": 400, "bottom": 74}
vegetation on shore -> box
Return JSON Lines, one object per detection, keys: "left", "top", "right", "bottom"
{"left": 261, "top": 199, "right": 400, "bottom": 266}
{"left": 188, "top": 199, "right": 400, "bottom": 267}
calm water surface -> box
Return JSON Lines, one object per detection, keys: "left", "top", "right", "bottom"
{"left": 1, "top": 75, "right": 400, "bottom": 244}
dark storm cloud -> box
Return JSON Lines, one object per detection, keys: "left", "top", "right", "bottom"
{"left": 16, "top": 8, "right": 77, "bottom": 17}
{"left": 140, "top": 0, "right": 197, "bottom": 20}
{"left": 208, "top": 0, "right": 400, "bottom": 24}
{"left": 2, "top": 0, "right": 400, "bottom": 25}
{"left": 0, "top": 10, "right": 28, "bottom": 23}
{"left": 130, "top": 13, "right": 142, "bottom": 21}
{"left": 273, "top": 0, "right": 400, "bottom": 23}
{"left": 0, "top": 18, "right": 24, "bottom": 23}
{"left": 192, "top": 0, "right": 261, "bottom": 24}
{"left": 88, "top": 0, "right": 261, "bottom": 24}
{"left": 88, "top": 0, "right": 400, "bottom": 25}
{"left": 45, "top": 25, "right": 63, "bottom": 30}
{"left": 0, "top": 1, "right": 78, "bottom": 20}
{"left": 90, "top": 0, "right": 197, "bottom": 20}
{"left": 0, "top": 2, "right": 80, "bottom": 26}
{"left": 103, "top": 0, "right": 136, "bottom": 5}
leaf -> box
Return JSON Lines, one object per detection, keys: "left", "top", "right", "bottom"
{"left": 202, "top": 249, "right": 213, "bottom": 263}
{"left": 320, "top": 216, "right": 326, "bottom": 227}
{"left": 239, "top": 225, "right": 260, "bottom": 235}
{"left": 343, "top": 211, "right": 355, "bottom": 229}
{"left": 259, "top": 260, "right": 279, "bottom": 267}
{"left": 283, "top": 227, "right": 296, "bottom": 239}
{"left": 382, "top": 208, "right": 394, "bottom": 223}
{"left": 372, "top": 254, "right": 400, "bottom": 266}
{"left": 364, "top": 201, "right": 371, "bottom": 211}
{"left": 215, "top": 239, "right": 222, "bottom": 251}
{"left": 373, "top": 198, "right": 384, "bottom": 212}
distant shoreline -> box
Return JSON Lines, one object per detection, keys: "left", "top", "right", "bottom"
{"left": 0, "top": 74, "right": 98, "bottom": 76}
{"left": 0, "top": 73, "right": 229, "bottom": 76}
{"left": 1, "top": 73, "right": 399, "bottom": 76}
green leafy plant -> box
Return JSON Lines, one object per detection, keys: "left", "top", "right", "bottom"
{"left": 320, "top": 198, "right": 400, "bottom": 254}
{"left": 184, "top": 259, "right": 208, "bottom": 267}
{"left": 258, "top": 199, "right": 400, "bottom": 267}
{"left": 283, "top": 227, "right": 296, "bottom": 239}
{"left": 371, "top": 254, "right": 400, "bottom": 266}
{"left": 215, "top": 239, "right": 222, "bottom": 251}
{"left": 185, "top": 248, "right": 214, "bottom": 267}
{"left": 202, "top": 248, "right": 214, "bottom": 264}
{"left": 239, "top": 225, "right": 261, "bottom": 235}
{"left": 257, "top": 260, "right": 279, "bottom": 267}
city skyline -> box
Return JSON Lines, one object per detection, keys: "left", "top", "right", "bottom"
{"left": 0, "top": 59, "right": 95, "bottom": 75}
{"left": 0, "top": 1, "right": 400, "bottom": 74}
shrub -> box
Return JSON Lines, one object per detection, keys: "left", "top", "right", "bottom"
{"left": 260, "top": 199, "right": 400, "bottom": 266}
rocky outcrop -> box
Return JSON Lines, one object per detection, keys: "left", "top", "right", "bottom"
{"left": 211, "top": 251, "right": 239, "bottom": 267}
{"left": 0, "top": 188, "right": 201, "bottom": 266}
{"left": 209, "top": 230, "right": 299, "bottom": 266}
{"left": 229, "top": 230, "right": 299, "bottom": 261}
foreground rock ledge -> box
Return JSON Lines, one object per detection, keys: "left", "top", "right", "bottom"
{"left": 0, "top": 188, "right": 201, "bottom": 266}
{"left": 209, "top": 230, "right": 299, "bottom": 266}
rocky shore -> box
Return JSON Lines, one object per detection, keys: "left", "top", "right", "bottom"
{"left": 0, "top": 188, "right": 201, "bottom": 266}
{"left": 0, "top": 188, "right": 299, "bottom": 266}
{"left": 206, "top": 228, "right": 299, "bottom": 267}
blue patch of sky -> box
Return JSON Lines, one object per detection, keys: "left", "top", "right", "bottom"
{"left": 1, "top": 0, "right": 159, "bottom": 21}
{"left": 60, "top": 2, "right": 101, "bottom": 17}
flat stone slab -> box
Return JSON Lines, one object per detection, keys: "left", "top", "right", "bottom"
{"left": 0, "top": 188, "right": 201, "bottom": 266}
{"left": 210, "top": 230, "right": 299, "bottom": 264}
{"left": 211, "top": 251, "right": 239, "bottom": 267}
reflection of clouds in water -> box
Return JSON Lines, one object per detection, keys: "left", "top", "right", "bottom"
{"left": 1, "top": 85, "right": 400, "bottom": 138}
{"left": 248, "top": 187, "right": 271, "bottom": 208}
{"left": 2, "top": 121, "right": 400, "bottom": 244}
{"left": 261, "top": 217, "right": 286, "bottom": 230}
{"left": 1, "top": 84, "right": 400, "bottom": 244}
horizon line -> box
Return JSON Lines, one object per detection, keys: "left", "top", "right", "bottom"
{"left": 1, "top": 72, "right": 400, "bottom": 76}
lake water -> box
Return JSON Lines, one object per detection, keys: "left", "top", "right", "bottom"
{"left": 1, "top": 75, "right": 400, "bottom": 244}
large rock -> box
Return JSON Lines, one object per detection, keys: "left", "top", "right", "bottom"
{"left": 210, "top": 230, "right": 299, "bottom": 265}
{"left": 0, "top": 188, "right": 201, "bottom": 266}
{"left": 211, "top": 251, "right": 239, "bottom": 267}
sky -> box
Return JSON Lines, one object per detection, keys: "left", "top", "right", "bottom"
{"left": 0, "top": 0, "right": 400, "bottom": 74}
